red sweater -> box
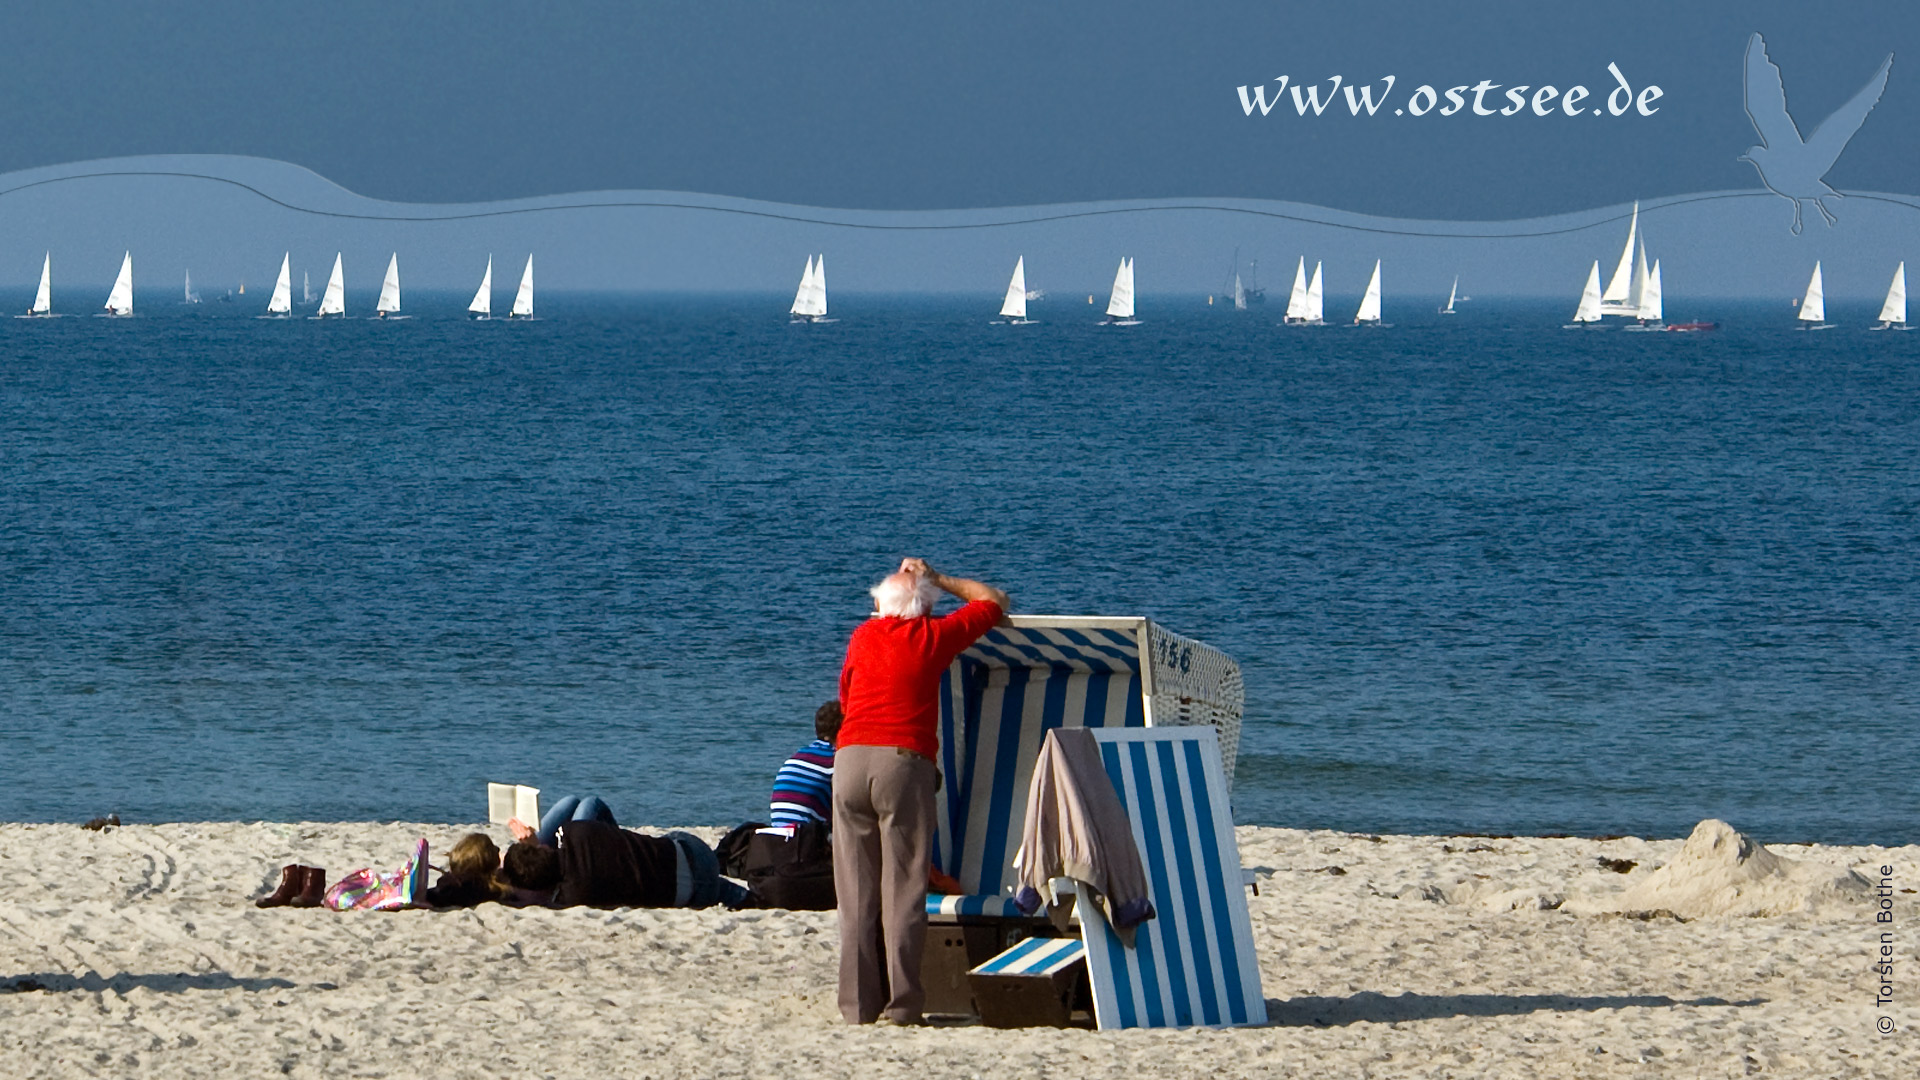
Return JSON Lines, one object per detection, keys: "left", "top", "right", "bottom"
{"left": 838, "top": 600, "right": 1003, "bottom": 758}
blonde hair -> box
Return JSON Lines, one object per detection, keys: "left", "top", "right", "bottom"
{"left": 445, "top": 832, "right": 508, "bottom": 900}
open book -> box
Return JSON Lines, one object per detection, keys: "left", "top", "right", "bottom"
{"left": 487, "top": 783, "right": 541, "bottom": 826}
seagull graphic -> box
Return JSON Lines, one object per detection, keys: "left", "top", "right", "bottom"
{"left": 1740, "top": 32, "right": 1892, "bottom": 234}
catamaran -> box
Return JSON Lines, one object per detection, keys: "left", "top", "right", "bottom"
{"left": 1353, "top": 260, "right": 1386, "bottom": 326}
{"left": 1564, "top": 262, "right": 1604, "bottom": 328}
{"left": 183, "top": 270, "right": 201, "bottom": 304}
{"left": 101, "top": 253, "right": 133, "bottom": 316}
{"left": 1438, "top": 276, "right": 1459, "bottom": 315}
{"left": 509, "top": 256, "right": 533, "bottom": 318}
{"left": 996, "top": 256, "right": 1033, "bottom": 323}
{"left": 376, "top": 254, "right": 402, "bottom": 318}
{"left": 1797, "top": 262, "right": 1831, "bottom": 330}
{"left": 264, "top": 253, "right": 292, "bottom": 317}
{"left": 1102, "top": 257, "right": 1138, "bottom": 325}
{"left": 789, "top": 255, "right": 829, "bottom": 322}
{"left": 1598, "top": 201, "right": 1642, "bottom": 317}
{"left": 19, "top": 253, "right": 52, "bottom": 317}
{"left": 1871, "top": 262, "right": 1908, "bottom": 329}
{"left": 469, "top": 257, "right": 493, "bottom": 319}
{"left": 1622, "top": 259, "right": 1665, "bottom": 331}
{"left": 314, "top": 254, "right": 345, "bottom": 318}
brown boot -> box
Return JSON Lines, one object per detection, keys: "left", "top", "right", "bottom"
{"left": 255, "top": 864, "right": 304, "bottom": 908}
{"left": 291, "top": 866, "right": 327, "bottom": 908}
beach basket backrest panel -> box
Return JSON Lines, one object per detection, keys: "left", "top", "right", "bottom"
{"left": 1142, "top": 623, "right": 1246, "bottom": 788}
{"left": 1082, "top": 727, "right": 1266, "bottom": 1030}
{"left": 933, "top": 622, "right": 1146, "bottom": 894}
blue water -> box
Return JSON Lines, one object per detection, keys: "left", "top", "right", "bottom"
{"left": 3, "top": 294, "right": 1916, "bottom": 843}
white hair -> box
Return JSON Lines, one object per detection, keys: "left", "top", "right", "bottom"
{"left": 871, "top": 573, "right": 940, "bottom": 618}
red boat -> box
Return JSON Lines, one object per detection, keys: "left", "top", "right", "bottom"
{"left": 1665, "top": 321, "right": 1718, "bottom": 332}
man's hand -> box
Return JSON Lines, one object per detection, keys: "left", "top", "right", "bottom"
{"left": 899, "top": 557, "right": 936, "bottom": 580}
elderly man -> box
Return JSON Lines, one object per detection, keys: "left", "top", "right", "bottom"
{"left": 834, "top": 557, "right": 1009, "bottom": 1025}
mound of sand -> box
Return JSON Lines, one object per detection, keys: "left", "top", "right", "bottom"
{"left": 1563, "top": 819, "right": 1871, "bottom": 919}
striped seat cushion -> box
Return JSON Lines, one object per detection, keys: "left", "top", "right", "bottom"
{"left": 970, "top": 935, "right": 1086, "bottom": 977}
{"left": 925, "top": 893, "right": 1026, "bottom": 918}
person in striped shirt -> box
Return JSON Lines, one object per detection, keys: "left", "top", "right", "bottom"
{"left": 769, "top": 701, "right": 841, "bottom": 830}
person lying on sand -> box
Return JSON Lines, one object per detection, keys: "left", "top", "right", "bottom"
{"left": 501, "top": 820, "right": 752, "bottom": 910}
{"left": 421, "top": 832, "right": 510, "bottom": 908}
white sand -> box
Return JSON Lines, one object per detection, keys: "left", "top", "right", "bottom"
{"left": 0, "top": 820, "right": 1913, "bottom": 1078}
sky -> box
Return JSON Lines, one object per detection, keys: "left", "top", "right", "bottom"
{"left": 1, "top": 2, "right": 1915, "bottom": 217}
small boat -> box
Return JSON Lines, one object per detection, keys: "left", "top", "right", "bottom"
{"left": 790, "top": 255, "right": 830, "bottom": 322}
{"left": 509, "top": 255, "right": 533, "bottom": 318}
{"left": 1353, "top": 260, "right": 1387, "bottom": 326}
{"left": 1598, "top": 201, "right": 1642, "bottom": 317}
{"left": 1665, "top": 321, "right": 1718, "bottom": 332}
{"left": 183, "top": 270, "right": 201, "bottom": 304}
{"left": 313, "top": 254, "right": 345, "bottom": 318}
{"left": 469, "top": 256, "right": 493, "bottom": 319}
{"left": 264, "top": 253, "right": 293, "bottom": 317}
{"left": 1222, "top": 248, "right": 1264, "bottom": 307}
{"left": 1101, "top": 257, "right": 1139, "bottom": 325}
{"left": 1564, "top": 261, "right": 1605, "bottom": 327}
{"left": 375, "top": 254, "right": 402, "bottom": 319}
{"left": 1622, "top": 259, "right": 1665, "bottom": 331}
{"left": 1796, "top": 262, "right": 1831, "bottom": 329}
{"left": 1438, "top": 276, "right": 1459, "bottom": 315}
{"left": 101, "top": 252, "right": 133, "bottom": 316}
{"left": 18, "top": 253, "right": 52, "bottom": 317}
{"left": 996, "top": 256, "right": 1033, "bottom": 323}
{"left": 1871, "top": 262, "right": 1908, "bottom": 329}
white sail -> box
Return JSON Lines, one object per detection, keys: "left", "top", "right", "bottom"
{"left": 1440, "top": 276, "right": 1458, "bottom": 314}
{"left": 31, "top": 253, "right": 50, "bottom": 314}
{"left": 511, "top": 255, "right": 533, "bottom": 317}
{"left": 469, "top": 257, "right": 493, "bottom": 316}
{"left": 1305, "top": 261, "right": 1324, "bottom": 323}
{"left": 1602, "top": 201, "right": 1639, "bottom": 303}
{"left": 810, "top": 254, "right": 827, "bottom": 316}
{"left": 1232, "top": 274, "right": 1246, "bottom": 311}
{"left": 303, "top": 271, "right": 312, "bottom": 305}
{"left": 267, "top": 254, "right": 292, "bottom": 314}
{"left": 1355, "top": 260, "right": 1382, "bottom": 324}
{"left": 1878, "top": 262, "right": 1906, "bottom": 325}
{"left": 317, "top": 253, "right": 345, "bottom": 316}
{"left": 1572, "top": 261, "right": 1604, "bottom": 322}
{"left": 790, "top": 256, "right": 815, "bottom": 316}
{"left": 377, "top": 254, "right": 401, "bottom": 314}
{"left": 1799, "top": 262, "right": 1825, "bottom": 323}
{"left": 103, "top": 252, "right": 133, "bottom": 315}
{"left": 1637, "top": 260, "right": 1663, "bottom": 322}
{"left": 1105, "top": 257, "right": 1134, "bottom": 319}
{"left": 184, "top": 270, "right": 199, "bottom": 303}
{"left": 1285, "top": 257, "right": 1309, "bottom": 320}
{"left": 1000, "top": 257, "right": 1027, "bottom": 319}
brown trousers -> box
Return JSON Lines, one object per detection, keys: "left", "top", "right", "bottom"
{"left": 831, "top": 744, "right": 936, "bottom": 1024}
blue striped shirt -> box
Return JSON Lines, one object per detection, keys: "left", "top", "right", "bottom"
{"left": 770, "top": 739, "right": 835, "bottom": 828}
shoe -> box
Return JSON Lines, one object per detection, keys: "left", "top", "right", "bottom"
{"left": 255, "top": 864, "right": 305, "bottom": 908}
{"left": 291, "top": 866, "right": 327, "bottom": 908}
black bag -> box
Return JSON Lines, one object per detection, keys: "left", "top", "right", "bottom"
{"left": 715, "top": 821, "right": 765, "bottom": 879}
{"left": 742, "top": 820, "right": 836, "bottom": 911}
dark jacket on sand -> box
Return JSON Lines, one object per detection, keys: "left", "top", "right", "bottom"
{"left": 553, "top": 820, "right": 678, "bottom": 908}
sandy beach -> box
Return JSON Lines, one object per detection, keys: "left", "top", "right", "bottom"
{"left": 0, "top": 820, "right": 1911, "bottom": 1078}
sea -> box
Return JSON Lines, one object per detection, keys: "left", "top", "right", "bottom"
{"left": 3, "top": 293, "right": 1915, "bottom": 844}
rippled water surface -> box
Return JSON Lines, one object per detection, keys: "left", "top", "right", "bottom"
{"left": 4, "top": 294, "right": 1915, "bottom": 842}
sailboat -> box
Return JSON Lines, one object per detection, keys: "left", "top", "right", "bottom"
{"left": 996, "top": 256, "right": 1032, "bottom": 323}
{"left": 375, "top": 254, "right": 403, "bottom": 319}
{"left": 1871, "top": 262, "right": 1908, "bottom": 329}
{"left": 1564, "top": 262, "right": 1604, "bottom": 327}
{"left": 469, "top": 257, "right": 493, "bottom": 319}
{"left": 1102, "top": 257, "right": 1138, "bottom": 325}
{"left": 1623, "top": 259, "right": 1665, "bottom": 331}
{"left": 303, "top": 271, "right": 312, "bottom": 306}
{"left": 314, "top": 253, "right": 345, "bottom": 318}
{"left": 1283, "top": 258, "right": 1325, "bottom": 325}
{"left": 183, "top": 270, "right": 201, "bottom": 304}
{"left": 101, "top": 252, "right": 133, "bottom": 316}
{"left": 263, "top": 253, "right": 292, "bottom": 317}
{"left": 18, "top": 253, "right": 52, "bottom": 317}
{"left": 509, "top": 256, "right": 534, "bottom": 318}
{"left": 1222, "top": 248, "right": 1264, "bottom": 308}
{"left": 1598, "top": 201, "right": 1641, "bottom": 317}
{"left": 1797, "top": 262, "right": 1831, "bottom": 329}
{"left": 1353, "top": 260, "right": 1386, "bottom": 326}
{"left": 1439, "top": 276, "right": 1459, "bottom": 315}
{"left": 789, "top": 255, "right": 830, "bottom": 322}
{"left": 1232, "top": 274, "right": 1246, "bottom": 310}
{"left": 1305, "top": 261, "right": 1325, "bottom": 324}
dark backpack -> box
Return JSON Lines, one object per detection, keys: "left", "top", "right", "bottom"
{"left": 742, "top": 821, "right": 836, "bottom": 911}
